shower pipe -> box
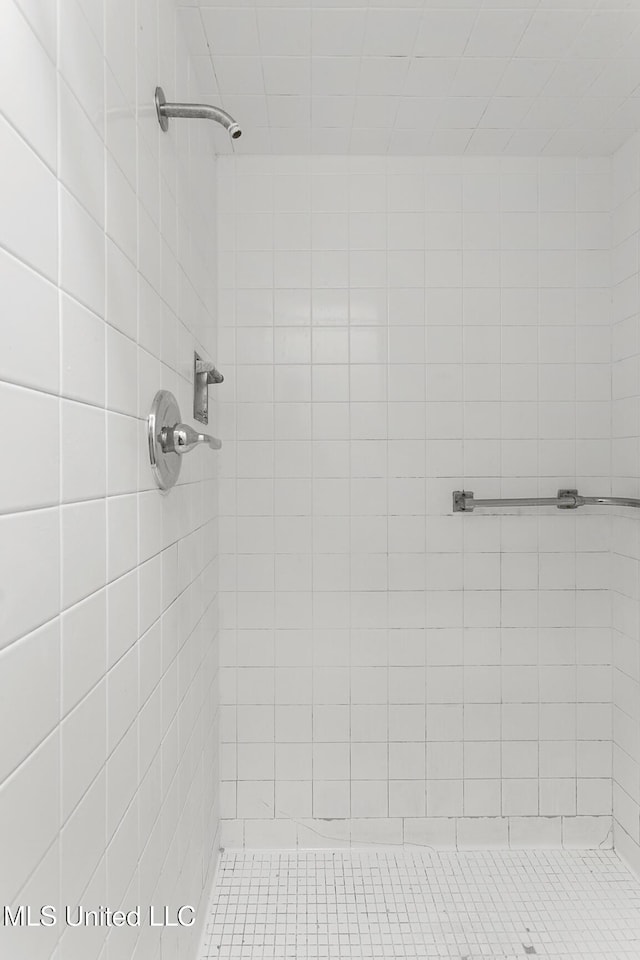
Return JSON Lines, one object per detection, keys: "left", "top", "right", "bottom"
{"left": 155, "top": 86, "right": 242, "bottom": 140}
{"left": 452, "top": 488, "right": 640, "bottom": 513}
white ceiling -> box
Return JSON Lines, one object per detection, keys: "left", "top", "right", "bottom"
{"left": 178, "top": 1, "right": 640, "bottom": 156}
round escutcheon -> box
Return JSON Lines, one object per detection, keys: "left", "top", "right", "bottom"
{"left": 148, "top": 389, "right": 182, "bottom": 491}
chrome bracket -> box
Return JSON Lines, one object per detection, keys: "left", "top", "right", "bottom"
{"left": 453, "top": 491, "right": 473, "bottom": 512}
{"left": 193, "top": 351, "right": 223, "bottom": 425}
{"left": 557, "top": 488, "right": 579, "bottom": 509}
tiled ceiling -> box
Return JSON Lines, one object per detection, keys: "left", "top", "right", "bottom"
{"left": 178, "top": 1, "right": 640, "bottom": 156}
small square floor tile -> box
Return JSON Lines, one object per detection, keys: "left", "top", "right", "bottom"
{"left": 202, "top": 847, "right": 640, "bottom": 959}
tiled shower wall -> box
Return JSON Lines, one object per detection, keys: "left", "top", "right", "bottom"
{"left": 611, "top": 133, "right": 640, "bottom": 876}
{"left": 217, "top": 154, "right": 614, "bottom": 850}
{"left": 0, "top": 2, "right": 220, "bottom": 959}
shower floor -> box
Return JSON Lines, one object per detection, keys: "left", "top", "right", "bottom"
{"left": 200, "top": 848, "right": 640, "bottom": 959}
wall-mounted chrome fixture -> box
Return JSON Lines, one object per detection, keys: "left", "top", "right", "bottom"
{"left": 155, "top": 87, "right": 242, "bottom": 140}
{"left": 148, "top": 390, "right": 221, "bottom": 492}
{"left": 453, "top": 488, "right": 640, "bottom": 513}
{"left": 194, "top": 352, "right": 223, "bottom": 425}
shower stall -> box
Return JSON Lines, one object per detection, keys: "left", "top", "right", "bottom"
{"left": 1, "top": 0, "right": 640, "bottom": 958}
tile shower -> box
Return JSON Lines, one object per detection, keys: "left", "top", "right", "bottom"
{"left": 216, "top": 154, "right": 615, "bottom": 857}
{"left": 2, "top": 1, "right": 640, "bottom": 959}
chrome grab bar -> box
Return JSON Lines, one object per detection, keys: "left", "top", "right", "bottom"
{"left": 453, "top": 488, "right": 640, "bottom": 513}
{"left": 162, "top": 422, "right": 222, "bottom": 455}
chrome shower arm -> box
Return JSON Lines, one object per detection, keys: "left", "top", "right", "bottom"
{"left": 161, "top": 102, "right": 235, "bottom": 124}
{"left": 155, "top": 87, "right": 242, "bottom": 140}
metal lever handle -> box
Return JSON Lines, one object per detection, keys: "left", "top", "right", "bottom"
{"left": 161, "top": 422, "right": 222, "bottom": 455}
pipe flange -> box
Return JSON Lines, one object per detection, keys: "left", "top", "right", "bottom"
{"left": 155, "top": 86, "right": 169, "bottom": 132}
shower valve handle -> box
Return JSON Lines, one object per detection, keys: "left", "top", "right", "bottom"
{"left": 161, "top": 422, "right": 222, "bottom": 454}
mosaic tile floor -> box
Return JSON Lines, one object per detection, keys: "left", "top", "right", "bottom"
{"left": 201, "top": 849, "right": 640, "bottom": 959}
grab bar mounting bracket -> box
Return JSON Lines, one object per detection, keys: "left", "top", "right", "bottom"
{"left": 557, "top": 489, "right": 579, "bottom": 509}
{"left": 453, "top": 491, "right": 473, "bottom": 512}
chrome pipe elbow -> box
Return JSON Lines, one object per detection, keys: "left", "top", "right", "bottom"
{"left": 155, "top": 87, "right": 242, "bottom": 141}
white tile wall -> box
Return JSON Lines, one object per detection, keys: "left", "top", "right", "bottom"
{"left": 217, "top": 153, "right": 614, "bottom": 849}
{"left": 0, "top": 1, "right": 221, "bottom": 957}
{"left": 191, "top": 2, "right": 640, "bottom": 156}
{"left": 611, "top": 132, "right": 640, "bottom": 878}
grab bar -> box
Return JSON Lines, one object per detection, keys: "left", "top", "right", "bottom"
{"left": 453, "top": 488, "right": 640, "bottom": 513}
